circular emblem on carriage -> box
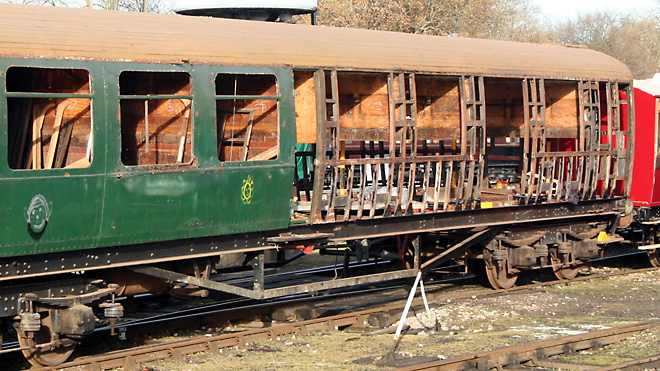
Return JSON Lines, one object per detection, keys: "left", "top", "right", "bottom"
{"left": 241, "top": 175, "right": 254, "bottom": 205}
{"left": 25, "top": 194, "right": 52, "bottom": 233}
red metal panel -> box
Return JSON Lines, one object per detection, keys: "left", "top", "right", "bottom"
{"left": 630, "top": 87, "right": 657, "bottom": 206}
{"left": 650, "top": 96, "right": 660, "bottom": 206}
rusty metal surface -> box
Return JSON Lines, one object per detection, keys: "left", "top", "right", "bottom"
{"left": 26, "top": 265, "right": 660, "bottom": 371}
{"left": 129, "top": 265, "right": 417, "bottom": 299}
{"left": 394, "top": 320, "right": 660, "bottom": 371}
{"left": 598, "top": 353, "right": 660, "bottom": 371}
{"left": 305, "top": 70, "right": 631, "bottom": 223}
{"left": 0, "top": 4, "right": 631, "bottom": 81}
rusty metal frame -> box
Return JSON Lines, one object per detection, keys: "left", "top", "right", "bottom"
{"left": 386, "top": 72, "right": 418, "bottom": 216}
{"left": 580, "top": 80, "right": 601, "bottom": 199}
{"left": 310, "top": 70, "right": 461, "bottom": 222}
{"left": 458, "top": 75, "right": 486, "bottom": 210}
{"left": 307, "top": 71, "right": 631, "bottom": 224}
{"left": 420, "top": 227, "right": 495, "bottom": 272}
{"left": 521, "top": 78, "right": 547, "bottom": 204}
{"left": 310, "top": 69, "right": 339, "bottom": 223}
{"left": 129, "top": 265, "right": 417, "bottom": 300}
{"left": 519, "top": 79, "right": 627, "bottom": 205}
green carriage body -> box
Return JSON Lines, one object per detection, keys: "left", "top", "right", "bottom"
{"left": 0, "top": 59, "right": 296, "bottom": 257}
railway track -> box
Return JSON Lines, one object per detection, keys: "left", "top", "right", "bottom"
{"left": 25, "top": 261, "right": 658, "bottom": 371}
{"left": 393, "top": 320, "right": 660, "bottom": 371}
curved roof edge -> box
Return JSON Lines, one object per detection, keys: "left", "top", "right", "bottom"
{"left": 0, "top": 3, "right": 633, "bottom": 82}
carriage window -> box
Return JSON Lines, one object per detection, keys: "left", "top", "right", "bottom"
{"left": 6, "top": 67, "right": 93, "bottom": 170}
{"left": 119, "top": 71, "right": 193, "bottom": 166}
{"left": 216, "top": 74, "right": 279, "bottom": 162}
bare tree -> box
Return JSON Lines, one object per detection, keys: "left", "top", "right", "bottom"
{"left": 1, "top": 0, "right": 69, "bottom": 6}
{"left": 316, "top": 0, "right": 548, "bottom": 42}
{"left": 551, "top": 11, "right": 660, "bottom": 79}
{"left": 317, "top": 0, "right": 660, "bottom": 78}
{"left": 93, "top": 0, "right": 162, "bottom": 12}
{"left": 0, "top": 0, "right": 166, "bottom": 12}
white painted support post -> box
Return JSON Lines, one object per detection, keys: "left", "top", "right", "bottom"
{"left": 389, "top": 270, "right": 422, "bottom": 356}
{"left": 419, "top": 278, "right": 438, "bottom": 330}
{"left": 419, "top": 278, "right": 431, "bottom": 318}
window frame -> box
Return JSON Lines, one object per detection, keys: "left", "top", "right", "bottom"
{"left": 213, "top": 70, "right": 282, "bottom": 164}
{"left": 0, "top": 60, "right": 102, "bottom": 177}
{"left": 114, "top": 65, "right": 196, "bottom": 170}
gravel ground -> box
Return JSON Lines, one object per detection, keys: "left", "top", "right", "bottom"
{"left": 144, "top": 265, "right": 660, "bottom": 371}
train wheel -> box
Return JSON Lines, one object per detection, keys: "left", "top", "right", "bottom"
{"left": 552, "top": 264, "right": 580, "bottom": 280}
{"left": 17, "top": 313, "right": 77, "bottom": 367}
{"left": 649, "top": 248, "right": 660, "bottom": 268}
{"left": 485, "top": 259, "right": 518, "bottom": 289}
{"left": 551, "top": 253, "right": 581, "bottom": 280}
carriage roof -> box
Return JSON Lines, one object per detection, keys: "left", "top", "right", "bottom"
{"left": 0, "top": 3, "right": 632, "bottom": 82}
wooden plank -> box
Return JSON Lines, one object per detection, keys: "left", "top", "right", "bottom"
{"left": 336, "top": 73, "right": 389, "bottom": 130}
{"left": 54, "top": 119, "right": 74, "bottom": 168}
{"left": 294, "top": 71, "right": 317, "bottom": 143}
{"left": 31, "top": 103, "right": 55, "bottom": 170}
{"left": 248, "top": 145, "right": 278, "bottom": 161}
{"left": 176, "top": 101, "right": 192, "bottom": 163}
{"left": 44, "top": 101, "right": 67, "bottom": 169}
{"left": 484, "top": 80, "right": 578, "bottom": 139}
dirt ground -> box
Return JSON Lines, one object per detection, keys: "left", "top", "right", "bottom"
{"left": 144, "top": 264, "right": 660, "bottom": 371}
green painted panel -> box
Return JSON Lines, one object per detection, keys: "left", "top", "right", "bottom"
{"left": 0, "top": 58, "right": 297, "bottom": 257}
{"left": 102, "top": 166, "right": 292, "bottom": 242}
{"left": 98, "top": 63, "right": 295, "bottom": 244}
{"left": 0, "top": 59, "right": 107, "bottom": 256}
{"left": 0, "top": 176, "right": 105, "bottom": 255}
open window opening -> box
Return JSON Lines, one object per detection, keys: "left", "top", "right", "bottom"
{"left": 119, "top": 71, "right": 193, "bottom": 166}
{"left": 7, "top": 67, "right": 93, "bottom": 170}
{"left": 216, "top": 74, "right": 279, "bottom": 162}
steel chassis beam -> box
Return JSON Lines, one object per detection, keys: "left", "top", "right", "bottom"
{"left": 0, "top": 198, "right": 624, "bottom": 284}
{"left": 129, "top": 266, "right": 417, "bottom": 300}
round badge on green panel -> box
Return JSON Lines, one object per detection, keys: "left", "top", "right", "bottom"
{"left": 25, "top": 194, "right": 52, "bottom": 233}
{"left": 241, "top": 175, "right": 254, "bottom": 205}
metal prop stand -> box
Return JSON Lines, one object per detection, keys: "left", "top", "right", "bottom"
{"left": 387, "top": 270, "right": 436, "bottom": 358}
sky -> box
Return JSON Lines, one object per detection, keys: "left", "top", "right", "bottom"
{"left": 532, "top": 0, "right": 658, "bottom": 21}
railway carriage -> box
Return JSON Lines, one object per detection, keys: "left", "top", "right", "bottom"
{"left": 0, "top": 3, "right": 638, "bottom": 366}
{"left": 630, "top": 76, "right": 660, "bottom": 266}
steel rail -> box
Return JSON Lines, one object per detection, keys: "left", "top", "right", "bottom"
{"left": 28, "top": 265, "right": 660, "bottom": 371}
{"left": 32, "top": 309, "right": 384, "bottom": 371}
{"left": 598, "top": 353, "right": 660, "bottom": 371}
{"left": 392, "top": 321, "right": 660, "bottom": 371}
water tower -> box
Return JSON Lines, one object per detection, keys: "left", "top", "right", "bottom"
{"left": 172, "top": 0, "right": 318, "bottom": 23}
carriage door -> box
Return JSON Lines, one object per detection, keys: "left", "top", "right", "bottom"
{"left": 1, "top": 63, "right": 103, "bottom": 252}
